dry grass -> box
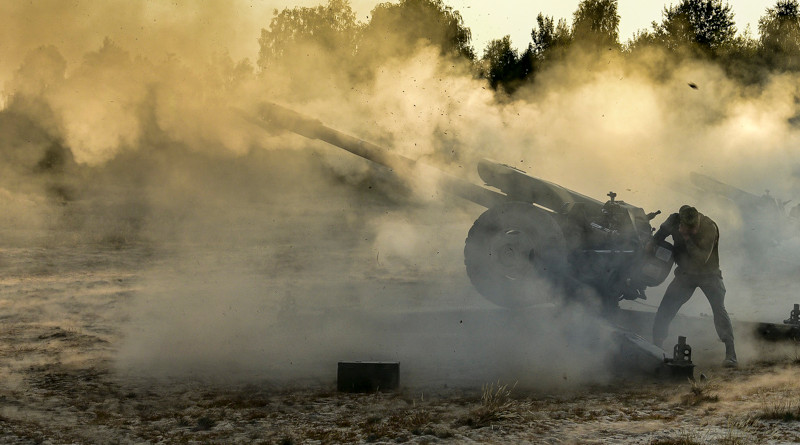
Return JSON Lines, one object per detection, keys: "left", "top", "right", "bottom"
{"left": 648, "top": 426, "right": 748, "bottom": 445}
{"left": 305, "top": 426, "right": 358, "bottom": 443}
{"left": 386, "top": 408, "right": 436, "bottom": 430}
{"left": 679, "top": 378, "right": 719, "bottom": 406}
{"left": 716, "top": 418, "right": 752, "bottom": 445}
{"left": 649, "top": 437, "right": 704, "bottom": 445}
{"left": 458, "top": 381, "right": 519, "bottom": 428}
{"left": 3, "top": 245, "right": 800, "bottom": 444}
{"left": 791, "top": 341, "right": 800, "bottom": 365}
{"left": 754, "top": 400, "right": 800, "bottom": 422}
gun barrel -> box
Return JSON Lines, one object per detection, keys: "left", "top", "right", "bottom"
{"left": 256, "top": 102, "right": 417, "bottom": 176}
{"left": 251, "top": 102, "right": 507, "bottom": 209}
{"left": 477, "top": 159, "right": 602, "bottom": 212}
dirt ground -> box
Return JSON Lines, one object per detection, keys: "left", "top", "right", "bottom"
{"left": 0, "top": 147, "right": 797, "bottom": 444}
{"left": 1, "top": 224, "right": 800, "bottom": 445}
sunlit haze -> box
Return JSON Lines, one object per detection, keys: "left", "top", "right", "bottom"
{"left": 2, "top": 0, "right": 800, "bottom": 389}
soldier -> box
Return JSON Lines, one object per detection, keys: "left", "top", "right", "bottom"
{"left": 649, "top": 205, "right": 737, "bottom": 367}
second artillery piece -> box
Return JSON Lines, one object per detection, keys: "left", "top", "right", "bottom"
{"left": 250, "top": 102, "right": 676, "bottom": 313}
{"left": 690, "top": 172, "right": 799, "bottom": 250}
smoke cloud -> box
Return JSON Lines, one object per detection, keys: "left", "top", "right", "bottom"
{"left": 2, "top": 1, "right": 800, "bottom": 389}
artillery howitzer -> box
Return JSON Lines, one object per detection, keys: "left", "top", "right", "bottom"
{"left": 250, "top": 102, "right": 675, "bottom": 313}
{"left": 690, "top": 172, "right": 798, "bottom": 245}
{"left": 757, "top": 303, "right": 800, "bottom": 342}
{"left": 247, "top": 103, "right": 698, "bottom": 379}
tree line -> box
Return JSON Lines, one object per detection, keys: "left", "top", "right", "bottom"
{"left": 258, "top": 0, "right": 800, "bottom": 93}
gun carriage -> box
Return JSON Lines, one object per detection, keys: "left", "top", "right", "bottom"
{"left": 251, "top": 103, "right": 675, "bottom": 312}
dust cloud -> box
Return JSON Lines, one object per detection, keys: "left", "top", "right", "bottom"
{"left": 1, "top": 1, "right": 799, "bottom": 389}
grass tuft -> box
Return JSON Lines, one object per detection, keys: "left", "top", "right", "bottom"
{"left": 680, "top": 378, "right": 719, "bottom": 406}
{"left": 791, "top": 340, "right": 800, "bottom": 365}
{"left": 649, "top": 439, "right": 704, "bottom": 445}
{"left": 649, "top": 430, "right": 704, "bottom": 444}
{"left": 459, "top": 381, "right": 519, "bottom": 428}
{"left": 754, "top": 400, "right": 800, "bottom": 422}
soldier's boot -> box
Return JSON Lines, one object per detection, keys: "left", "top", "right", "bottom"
{"left": 722, "top": 341, "right": 738, "bottom": 368}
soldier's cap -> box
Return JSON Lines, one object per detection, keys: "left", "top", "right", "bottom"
{"left": 679, "top": 205, "right": 699, "bottom": 227}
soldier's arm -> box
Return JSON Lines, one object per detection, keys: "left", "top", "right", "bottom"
{"left": 652, "top": 213, "right": 679, "bottom": 243}
{"left": 684, "top": 221, "right": 716, "bottom": 266}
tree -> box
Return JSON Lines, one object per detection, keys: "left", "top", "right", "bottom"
{"left": 624, "top": 29, "right": 660, "bottom": 53}
{"left": 531, "top": 13, "right": 572, "bottom": 59}
{"left": 4, "top": 45, "right": 67, "bottom": 132}
{"left": 257, "top": 0, "right": 360, "bottom": 70}
{"left": 481, "top": 36, "right": 532, "bottom": 91}
{"left": 758, "top": 0, "right": 800, "bottom": 70}
{"left": 8, "top": 45, "right": 66, "bottom": 99}
{"left": 360, "top": 0, "right": 475, "bottom": 61}
{"left": 653, "top": 0, "right": 737, "bottom": 55}
{"left": 572, "top": 0, "right": 620, "bottom": 49}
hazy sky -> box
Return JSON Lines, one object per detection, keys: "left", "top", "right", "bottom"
{"left": 0, "top": 1, "right": 779, "bottom": 79}
{"left": 344, "top": 0, "right": 778, "bottom": 52}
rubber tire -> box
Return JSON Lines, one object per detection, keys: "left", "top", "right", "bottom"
{"left": 464, "top": 202, "right": 568, "bottom": 308}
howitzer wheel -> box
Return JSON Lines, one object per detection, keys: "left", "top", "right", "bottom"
{"left": 464, "top": 202, "right": 567, "bottom": 308}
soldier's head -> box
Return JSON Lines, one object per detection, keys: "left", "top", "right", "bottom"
{"left": 679, "top": 205, "right": 699, "bottom": 236}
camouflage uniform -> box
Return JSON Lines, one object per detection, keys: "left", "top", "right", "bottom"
{"left": 651, "top": 206, "right": 736, "bottom": 365}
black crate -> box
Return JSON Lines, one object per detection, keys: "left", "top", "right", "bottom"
{"left": 337, "top": 361, "right": 399, "bottom": 392}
